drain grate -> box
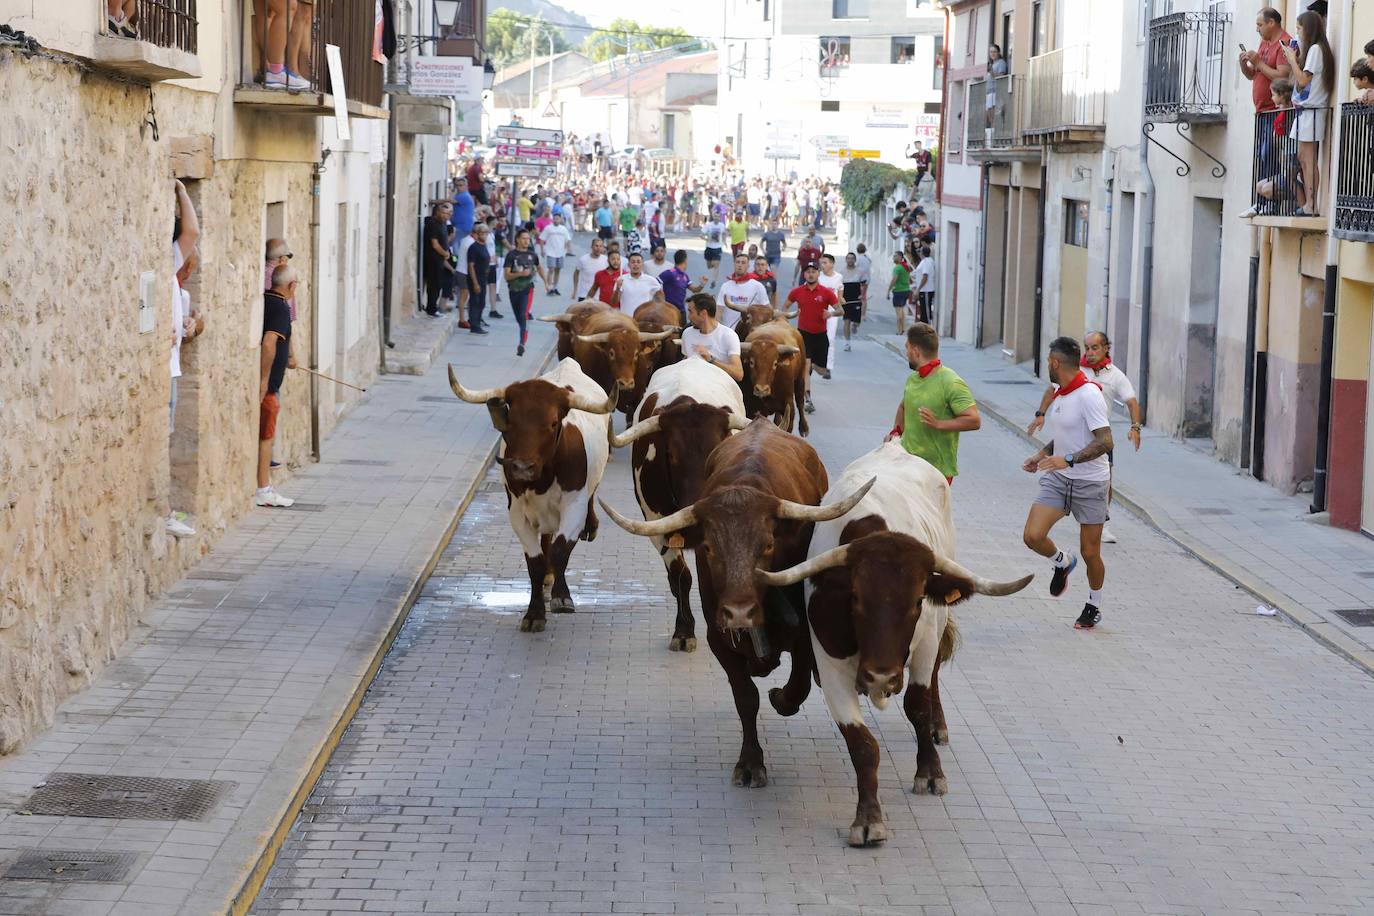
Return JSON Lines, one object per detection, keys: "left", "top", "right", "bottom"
{"left": 1188, "top": 507, "right": 1234, "bottom": 516}
{"left": 338, "top": 459, "right": 394, "bottom": 467}
{"left": 1332, "top": 608, "right": 1374, "bottom": 627}
{"left": 23, "top": 773, "right": 234, "bottom": 821}
{"left": 4, "top": 849, "right": 138, "bottom": 882}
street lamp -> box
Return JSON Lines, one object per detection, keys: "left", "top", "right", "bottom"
{"left": 483, "top": 58, "right": 496, "bottom": 90}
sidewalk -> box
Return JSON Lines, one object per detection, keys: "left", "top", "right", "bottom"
{"left": 873, "top": 332, "right": 1374, "bottom": 676}
{"left": 0, "top": 312, "right": 559, "bottom": 915}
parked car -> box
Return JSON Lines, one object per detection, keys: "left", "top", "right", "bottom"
{"left": 608, "top": 145, "right": 646, "bottom": 169}
{"left": 643, "top": 147, "right": 675, "bottom": 160}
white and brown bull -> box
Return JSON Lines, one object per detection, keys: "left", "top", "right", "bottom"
{"left": 758, "top": 440, "right": 1032, "bottom": 846}
{"left": 448, "top": 358, "right": 618, "bottom": 633}
{"left": 610, "top": 358, "right": 750, "bottom": 652}
{"left": 740, "top": 319, "right": 807, "bottom": 436}
{"left": 540, "top": 306, "right": 674, "bottom": 419}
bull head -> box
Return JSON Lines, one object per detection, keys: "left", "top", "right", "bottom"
{"left": 739, "top": 341, "right": 800, "bottom": 398}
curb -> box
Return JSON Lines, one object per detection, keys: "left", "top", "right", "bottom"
{"left": 868, "top": 334, "right": 1374, "bottom": 680}
{"left": 228, "top": 344, "right": 559, "bottom": 915}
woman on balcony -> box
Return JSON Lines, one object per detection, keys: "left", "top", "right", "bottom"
{"left": 1283, "top": 10, "right": 1335, "bottom": 216}
{"left": 985, "top": 45, "right": 1008, "bottom": 130}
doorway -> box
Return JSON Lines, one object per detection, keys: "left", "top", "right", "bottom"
{"left": 1184, "top": 196, "right": 1223, "bottom": 439}
{"left": 1113, "top": 191, "right": 1136, "bottom": 378}
{"left": 947, "top": 221, "right": 959, "bottom": 337}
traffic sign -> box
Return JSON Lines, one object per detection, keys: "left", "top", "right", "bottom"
{"left": 495, "top": 143, "right": 561, "bottom": 160}
{"left": 496, "top": 161, "right": 555, "bottom": 178}
{"left": 495, "top": 125, "right": 564, "bottom": 144}
{"left": 500, "top": 155, "right": 561, "bottom": 167}
{"left": 828, "top": 149, "right": 881, "bottom": 160}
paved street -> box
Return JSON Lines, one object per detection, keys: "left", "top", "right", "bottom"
{"left": 252, "top": 309, "right": 1374, "bottom": 916}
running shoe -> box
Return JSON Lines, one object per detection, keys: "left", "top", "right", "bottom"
{"left": 517, "top": 344, "right": 525, "bottom": 356}
{"left": 489, "top": 310, "right": 503, "bottom": 318}
{"left": 1101, "top": 526, "right": 1118, "bottom": 544}
{"left": 1074, "top": 604, "right": 1101, "bottom": 630}
{"left": 1049, "top": 552, "right": 1077, "bottom": 597}
{"left": 804, "top": 396, "right": 816, "bottom": 414}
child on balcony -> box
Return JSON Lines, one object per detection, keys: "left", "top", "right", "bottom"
{"left": 1282, "top": 11, "right": 1335, "bottom": 216}
{"left": 1246, "top": 79, "right": 1299, "bottom": 217}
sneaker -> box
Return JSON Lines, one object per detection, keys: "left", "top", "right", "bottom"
{"left": 284, "top": 71, "right": 310, "bottom": 91}
{"left": 844, "top": 342, "right": 852, "bottom": 352}
{"left": 166, "top": 515, "right": 196, "bottom": 538}
{"left": 549, "top": 288, "right": 560, "bottom": 295}
{"left": 1049, "top": 553, "right": 1077, "bottom": 597}
{"left": 1074, "top": 604, "right": 1102, "bottom": 630}
{"left": 489, "top": 310, "right": 503, "bottom": 318}
{"left": 517, "top": 344, "right": 525, "bottom": 356}
{"left": 820, "top": 368, "right": 832, "bottom": 380}
{"left": 470, "top": 326, "right": 488, "bottom": 335}
{"left": 804, "top": 396, "right": 816, "bottom": 414}
{"left": 269, "top": 459, "right": 282, "bottom": 469}
{"left": 1238, "top": 205, "right": 1258, "bottom": 218}
{"left": 1101, "top": 526, "right": 1118, "bottom": 544}
{"left": 255, "top": 488, "right": 295, "bottom": 508}
{"left": 264, "top": 69, "right": 288, "bottom": 89}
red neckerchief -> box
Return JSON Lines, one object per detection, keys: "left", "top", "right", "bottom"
{"left": 1081, "top": 356, "right": 1111, "bottom": 370}
{"left": 730, "top": 273, "right": 750, "bottom": 283}
{"left": 1054, "top": 370, "right": 1102, "bottom": 398}
{"left": 917, "top": 359, "right": 942, "bottom": 379}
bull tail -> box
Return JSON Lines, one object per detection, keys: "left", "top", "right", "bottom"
{"left": 937, "top": 615, "right": 959, "bottom": 665}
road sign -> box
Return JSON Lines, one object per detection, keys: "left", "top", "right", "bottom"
{"left": 499, "top": 155, "right": 561, "bottom": 167}
{"left": 495, "top": 161, "right": 555, "bottom": 178}
{"left": 495, "top": 143, "right": 561, "bottom": 160}
{"left": 495, "top": 125, "right": 564, "bottom": 144}
{"left": 828, "top": 149, "right": 881, "bottom": 160}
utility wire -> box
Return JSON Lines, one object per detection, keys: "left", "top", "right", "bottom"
{"left": 487, "top": 10, "right": 942, "bottom": 44}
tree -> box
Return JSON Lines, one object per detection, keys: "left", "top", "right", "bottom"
{"left": 581, "top": 18, "right": 696, "bottom": 63}
{"left": 486, "top": 9, "right": 571, "bottom": 70}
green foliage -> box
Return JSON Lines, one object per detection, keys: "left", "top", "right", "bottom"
{"left": 839, "top": 159, "right": 922, "bottom": 215}
{"left": 487, "top": 9, "right": 571, "bottom": 69}
{"left": 581, "top": 19, "right": 696, "bottom": 62}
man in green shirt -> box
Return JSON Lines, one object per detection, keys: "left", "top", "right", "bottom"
{"left": 727, "top": 211, "right": 749, "bottom": 256}
{"left": 885, "top": 252, "right": 913, "bottom": 335}
{"left": 619, "top": 201, "right": 638, "bottom": 239}
{"left": 886, "top": 323, "right": 981, "bottom": 484}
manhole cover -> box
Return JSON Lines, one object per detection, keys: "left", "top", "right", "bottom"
{"left": 338, "top": 459, "right": 394, "bottom": 467}
{"left": 1332, "top": 608, "right": 1374, "bottom": 627}
{"left": 3, "top": 849, "right": 138, "bottom": 882}
{"left": 23, "top": 773, "right": 234, "bottom": 821}
{"left": 1188, "top": 507, "right": 1234, "bottom": 516}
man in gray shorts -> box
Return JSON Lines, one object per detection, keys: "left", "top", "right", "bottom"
{"left": 1021, "top": 336, "right": 1115, "bottom": 629}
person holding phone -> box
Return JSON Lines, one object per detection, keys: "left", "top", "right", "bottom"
{"left": 1239, "top": 7, "right": 1292, "bottom": 116}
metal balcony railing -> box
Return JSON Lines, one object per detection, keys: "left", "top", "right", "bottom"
{"left": 1146, "top": 10, "right": 1230, "bottom": 122}
{"left": 966, "top": 78, "right": 986, "bottom": 151}
{"left": 1024, "top": 46, "right": 1105, "bottom": 136}
{"left": 989, "top": 74, "right": 1020, "bottom": 147}
{"left": 1250, "top": 107, "right": 1331, "bottom": 218}
{"left": 239, "top": 0, "right": 383, "bottom": 107}
{"left": 106, "top": 0, "right": 198, "bottom": 53}
{"left": 1334, "top": 103, "right": 1374, "bottom": 241}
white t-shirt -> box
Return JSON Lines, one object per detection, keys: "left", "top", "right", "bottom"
{"left": 717, "top": 277, "right": 769, "bottom": 329}
{"left": 1046, "top": 382, "right": 1111, "bottom": 482}
{"left": 540, "top": 223, "right": 572, "bottom": 259}
{"left": 703, "top": 221, "right": 725, "bottom": 249}
{"left": 456, "top": 236, "right": 474, "bottom": 275}
{"left": 817, "top": 270, "right": 844, "bottom": 298}
{"left": 855, "top": 253, "right": 873, "bottom": 283}
{"left": 746, "top": 186, "right": 762, "bottom": 205}
{"left": 1300, "top": 45, "right": 1329, "bottom": 109}
{"left": 1086, "top": 362, "right": 1137, "bottom": 406}
{"left": 575, "top": 253, "right": 607, "bottom": 299}
{"left": 914, "top": 257, "right": 937, "bottom": 294}
{"left": 617, "top": 272, "right": 662, "bottom": 311}
{"left": 682, "top": 323, "right": 741, "bottom": 366}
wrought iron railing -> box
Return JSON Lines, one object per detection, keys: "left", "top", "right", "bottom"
{"left": 108, "top": 0, "right": 198, "bottom": 53}
{"left": 1334, "top": 103, "right": 1374, "bottom": 241}
{"left": 1146, "top": 10, "right": 1230, "bottom": 121}
{"left": 1024, "top": 46, "right": 1106, "bottom": 135}
{"left": 1250, "top": 107, "right": 1331, "bottom": 218}
{"left": 989, "top": 74, "right": 1020, "bottom": 147}
{"left": 239, "top": 0, "right": 383, "bottom": 107}
{"left": 966, "top": 78, "right": 986, "bottom": 151}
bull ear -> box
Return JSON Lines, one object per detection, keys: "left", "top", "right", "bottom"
{"left": 485, "top": 398, "right": 509, "bottom": 432}
{"left": 923, "top": 571, "right": 975, "bottom": 607}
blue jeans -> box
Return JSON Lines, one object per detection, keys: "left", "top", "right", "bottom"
{"left": 511, "top": 287, "right": 532, "bottom": 349}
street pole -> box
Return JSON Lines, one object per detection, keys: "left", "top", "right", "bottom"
{"left": 624, "top": 30, "right": 632, "bottom": 147}
{"left": 527, "top": 26, "right": 535, "bottom": 111}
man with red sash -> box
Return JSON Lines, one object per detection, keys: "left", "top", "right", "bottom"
{"left": 885, "top": 323, "right": 980, "bottom": 485}
{"left": 1021, "top": 336, "right": 1114, "bottom": 630}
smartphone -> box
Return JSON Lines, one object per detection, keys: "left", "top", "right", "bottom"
{"left": 1238, "top": 43, "right": 1247, "bottom": 53}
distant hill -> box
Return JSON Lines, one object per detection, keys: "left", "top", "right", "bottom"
{"left": 489, "top": 0, "right": 594, "bottom": 49}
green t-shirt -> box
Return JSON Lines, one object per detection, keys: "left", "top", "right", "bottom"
{"left": 891, "top": 264, "right": 912, "bottom": 293}
{"left": 619, "top": 206, "right": 638, "bottom": 231}
{"left": 728, "top": 220, "right": 748, "bottom": 245}
{"left": 900, "top": 365, "right": 976, "bottom": 479}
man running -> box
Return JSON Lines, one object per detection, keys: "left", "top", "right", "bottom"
{"left": 659, "top": 249, "right": 708, "bottom": 321}
{"left": 885, "top": 323, "right": 980, "bottom": 485}
{"left": 702, "top": 214, "right": 727, "bottom": 289}
{"left": 717, "top": 252, "right": 769, "bottom": 331}
{"left": 728, "top": 210, "right": 749, "bottom": 258}
{"left": 682, "top": 292, "right": 744, "bottom": 382}
{"left": 612, "top": 252, "right": 662, "bottom": 312}
{"left": 784, "top": 262, "right": 843, "bottom": 414}
{"left": 839, "top": 252, "right": 864, "bottom": 351}
{"left": 1028, "top": 330, "right": 1141, "bottom": 543}
{"left": 817, "top": 253, "right": 845, "bottom": 374}
{"left": 1021, "top": 336, "right": 1114, "bottom": 630}
{"left": 571, "top": 236, "right": 608, "bottom": 302}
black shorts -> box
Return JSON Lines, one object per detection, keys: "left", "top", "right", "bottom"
{"left": 597, "top": 226, "right": 613, "bottom": 240}
{"left": 842, "top": 282, "right": 862, "bottom": 322}
{"left": 704, "top": 246, "right": 722, "bottom": 264}
{"left": 800, "top": 329, "right": 829, "bottom": 366}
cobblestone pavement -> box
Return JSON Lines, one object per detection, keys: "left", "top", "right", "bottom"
{"left": 252, "top": 330, "right": 1374, "bottom": 916}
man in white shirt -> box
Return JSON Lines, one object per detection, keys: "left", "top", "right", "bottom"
{"left": 538, "top": 212, "right": 573, "bottom": 296}
{"left": 681, "top": 292, "right": 743, "bottom": 381}
{"left": 1021, "top": 336, "right": 1114, "bottom": 631}
{"left": 817, "top": 253, "right": 845, "bottom": 372}
{"left": 855, "top": 243, "right": 873, "bottom": 310}
{"left": 716, "top": 253, "right": 769, "bottom": 330}
{"left": 571, "top": 236, "right": 608, "bottom": 302}
{"left": 913, "top": 248, "right": 937, "bottom": 326}
{"left": 613, "top": 252, "right": 662, "bottom": 311}
{"left": 702, "top": 218, "right": 727, "bottom": 288}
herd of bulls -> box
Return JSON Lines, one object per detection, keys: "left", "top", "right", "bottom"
{"left": 446, "top": 302, "right": 1033, "bottom": 847}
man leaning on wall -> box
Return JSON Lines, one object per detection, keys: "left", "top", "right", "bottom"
{"left": 257, "top": 266, "right": 297, "bottom": 508}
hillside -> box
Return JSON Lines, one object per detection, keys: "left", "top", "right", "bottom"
{"left": 489, "top": 0, "right": 594, "bottom": 48}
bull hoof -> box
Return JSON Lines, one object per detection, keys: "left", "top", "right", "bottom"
{"left": 767, "top": 687, "right": 802, "bottom": 717}
{"left": 912, "top": 774, "right": 948, "bottom": 796}
{"left": 549, "top": 595, "right": 576, "bottom": 614}
{"left": 732, "top": 761, "right": 768, "bottom": 788}
{"left": 934, "top": 727, "right": 949, "bottom": 746}
{"left": 848, "top": 819, "right": 889, "bottom": 847}
{"left": 519, "top": 617, "right": 546, "bottom": 633}
{"left": 542, "top": 570, "right": 555, "bottom": 588}
{"left": 668, "top": 635, "right": 697, "bottom": 652}
{"left": 581, "top": 513, "right": 599, "bottom": 543}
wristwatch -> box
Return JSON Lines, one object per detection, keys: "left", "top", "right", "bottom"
{"left": 1034, "top": 410, "right": 1045, "bottom": 418}
{"left": 705, "top": 352, "right": 715, "bottom": 364}
{"left": 1065, "top": 452, "right": 1076, "bottom": 467}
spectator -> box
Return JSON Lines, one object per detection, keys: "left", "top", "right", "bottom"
{"left": 886, "top": 251, "right": 914, "bottom": 335}
{"left": 840, "top": 252, "right": 864, "bottom": 351}
{"left": 442, "top": 225, "right": 460, "bottom": 315}
{"left": 659, "top": 249, "right": 708, "bottom": 319}
{"left": 591, "top": 249, "right": 625, "bottom": 307}
{"left": 253, "top": 0, "right": 309, "bottom": 89}
{"left": 1352, "top": 59, "right": 1374, "bottom": 105}
{"left": 465, "top": 158, "right": 487, "bottom": 206}
{"left": 1240, "top": 8, "right": 1293, "bottom": 114}
{"left": 454, "top": 223, "right": 476, "bottom": 326}
{"left": 1246, "top": 78, "right": 1298, "bottom": 216}
{"left": 594, "top": 198, "right": 615, "bottom": 241}
{"left": 538, "top": 212, "right": 572, "bottom": 296}
{"left": 257, "top": 265, "right": 297, "bottom": 508}
{"left": 167, "top": 180, "right": 201, "bottom": 539}
{"left": 264, "top": 238, "right": 297, "bottom": 320}
{"left": 484, "top": 214, "right": 503, "bottom": 318}
{"left": 914, "top": 245, "right": 937, "bottom": 327}
{"left": 465, "top": 223, "right": 491, "bottom": 335}
{"left": 572, "top": 236, "right": 608, "bottom": 302}
{"left": 855, "top": 242, "right": 873, "bottom": 311}
{"left": 1282, "top": 10, "right": 1334, "bottom": 216}
{"left": 451, "top": 177, "right": 475, "bottom": 237}
{"left": 423, "top": 201, "right": 454, "bottom": 317}
{"left": 106, "top": 0, "right": 136, "bottom": 36}
{"left": 516, "top": 192, "right": 534, "bottom": 224}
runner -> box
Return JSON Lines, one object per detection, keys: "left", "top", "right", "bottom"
{"left": 1021, "top": 336, "right": 1114, "bottom": 630}
{"left": 716, "top": 252, "right": 769, "bottom": 331}
{"left": 681, "top": 292, "right": 744, "bottom": 382}
{"left": 854, "top": 242, "right": 872, "bottom": 319}
{"left": 760, "top": 219, "right": 786, "bottom": 271}
{"left": 659, "top": 249, "right": 709, "bottom": 321}
{"left": 571, "top": 236, "right": 607, "bottom": 302}
{"left": 502, "top": 227, "right": 548, "bottom": 357}
{"left": 839, "top": 252, "right": 864, "bottom": 351}
{"left": 594, "top": 198, "right": 615, "bottom": 241}
{"left": 612, "top": 252, "right": 662, "bottom": 312}
{"left": 885, "top": 252, "right": 914, "bottom": 335}
{"left": 817, "top": 253, "right": 845, "bottom": 374}
{"left": 885, "top": 323, "right": 981, "bottom": 485}
{"left": 702, "top": 214, "right": 727, "bottom": 289}
{"left": 783, "top": 262, "right": 843, "bottom": 414}
{"left": 752, "top": 255, "right": 778, "bottom": 308}
{"left": 537, "top": 212, "right": 572, "bottom": 296}
{"left": 590, "top": 249, "right": 625, "bottom": 306}
{"left": 727, "top": 210, "right": 749, "bottom": 258}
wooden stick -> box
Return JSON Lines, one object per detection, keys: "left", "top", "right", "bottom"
{"left": 292, "top": 365, "right": 367, "bottom": 392}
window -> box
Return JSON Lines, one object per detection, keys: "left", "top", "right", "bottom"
{"left": 833, "top": 0, "right": 869, "bottom": 18}
{"left": 966, "top": 7, "right": 979, "bottom": 57}
{"left": 891, "top": 37, "right": 916, "bottom": 64}
{"left": 819, "top": 36, "right": 852, "bottom": 71}
{"left": 762, "top": 0, "right": 770, "bottom": 20}
{"left": 1064, "top": 200, "right": 1090, "bottom": 247}
{"left": 1002, "top": 12, "right": 1013, "bottom": 62}
{"left": 821, "top": 100, "right": 840, "bottom": 111}
{"left": 947, "top": 81, "right": 964, "bottom": 154}
{"left": 924, "top": 101, "right": 941, "bottom": 114}
{"left": 1032, "top": 0, "right": 1046, "bottom": 56}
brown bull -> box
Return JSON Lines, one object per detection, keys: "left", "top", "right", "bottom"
{"left": 726, "top": 302, "right": 797, "bottom": 341}
{"left": 544, "top": 301, "right": 609, "bottom": 360}
{"left": 740, "top": 319, "right": 807, "bottom": 436}
{"left": 624, "top": 298, "right": 685, "bottom": 421}
{"left": 603, "top": 417, "right": 873, "bottom": 787}
{"left": 540, "top": 307, "right": 674, "bottom": 413}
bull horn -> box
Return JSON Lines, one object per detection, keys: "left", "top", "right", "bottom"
{"left": 537, "top": 312, "right": 574, "bottom": 323}
{"left": 777, "top": 345, "right": 799, "bottom": 356}
{"left": 932, "top": 557, "right": 1035, "bottom": 597}
{"left": 575, "top": 331, "right": 613, "bottom": 344}
{"left": 755, "top": 544, "right": 849, "bottom": 587}
{"left": 738, "top": 342, "right": 753, "bottom": 353}
{"left": 727, "top": 414, "right": 752, "bottom": 431}
{"left": 568, "top": 381, "right": 619, "bottom": 415}
{"left": 725, "top": 301, "right": 748, "bottom": 313}
{"left": 447, "top": 364, "right": 506, "bottom": 403}
{"left": 782, "top": 310, "right": 799, "bottom": 320}
{"left": 599, "top": 498, "right": 697, "bottom": 537}
{"left": 610, "top": 413, "right": 660, "bottom": 447}
{"left": 638, "top": 329, "right": 675, "bottom": 342}
{"left": 775, "top": 477, "right": 877, "bottom": 522}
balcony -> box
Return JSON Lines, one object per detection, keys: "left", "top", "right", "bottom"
{"left": 1145, "top": 10, "right": 1230, "bottom": 123}
{"left": 1248, "top": 107, "right": 1331, "bottom": 230}
{"left": 1023, "top": 46, "right": 1105, "bottom": 147}
{"left": 1334, "top": 103, "right": 1374, "bottom": 242}
{"left": 967, "top": 74, "right": 1033, "bottom": 160}
{"left": 435, "top": 0, "right": 486, "bottom": 59}
{"left": 234, "top": 0, "right": 386, "bottom": 119}
{"left": 966, "top": 79, "right": 986, "bottom": 152}
{"left": 91, "top": 0, "right": 201, "bottom": 81}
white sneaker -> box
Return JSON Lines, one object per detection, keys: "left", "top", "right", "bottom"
{"left": 255, "top": 488, "right": 295, "bottom": 508}
{"left": 1101, "top": 526, "right": 1118, "bottom": 544}
{"left": 264, "top": 70, "right": 288, "bottom": 89}
{"left": 166, "top": 515, "right": 196, "bottom": 538}
{"left": 285, "top": 71, "right": 311, "bottom": 90}
{"left": 1238, "top": 205, "right": 1258, "bottom": 219}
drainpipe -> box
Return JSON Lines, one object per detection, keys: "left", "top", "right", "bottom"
{"left": 309, "top": 160, "right": 323, "bottom": 460}
{"left": 1032, "top": 160, "right": 1046, "bottom": 378}
{"left": 381, "top": 103, "right": 398, "bottom": 369}
{"left": 975, "top": 162, "right": 988, "bottom": 347}
{"left": 1137, "top": 31, "right": 1155, "bottom": 423}
{"left": 1311, "top": 0, "right": 1353, "bottom": 513}
{"left": 1253, "top": 226, "right": 1273, "bottom": 479}
{"left": 1241, "top": 225, "right": 1259, "bottom": 469}
{"left": 935, "top": 6, "right": 950, "bottom": 206}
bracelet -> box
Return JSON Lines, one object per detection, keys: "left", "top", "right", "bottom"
{"left": 1130, "top": 424, "right": 1142, "bottom": 430}
{"left": 889, "top": 427, "right": 902, "bottom": 439}
{"left": 1034, "top": 411, "right": 1045, "bottom": 418}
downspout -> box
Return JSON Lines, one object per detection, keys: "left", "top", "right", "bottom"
{"left": 975, "top": 162, "right": 988, "bottom": 347}
{"left": 309, "top": 160, "right": 323, "bottom": 460}
{"left": 1241, "top": 225, "right": 1259, "bottom": 469}
{"left": 381, "top": 101, "right": 398, "bottom": 368}
{"left": 1137, "top": 29, "right": 1155, "bottom": 422}
{"left": 1032, "top": 159, "right": 1046, "bottom": 378}
{"left": 935, "top": 5, "right": 950, "bottom": 206}
{"left": 1099, "top": 151, "right": 1113, "bottom": 331}
{"left": 1253, "top": 226, "right": 1273, "bottom": 478}
{"left": 1311, "top": 0, "right": 1352, "bottom": 513}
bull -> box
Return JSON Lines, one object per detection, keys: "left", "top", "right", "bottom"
{"left": 448, "top": 358, "right": 619, "bottom": 633}
{"left": 623, "top": 297, "right": 686, "bottom": 422}
{"left": 739, "top": 319, "right": 807, "bottom": 436}
{"left": 724, "top": 302, "right": 797, "bottom": 341}
{"left": 758, "top": 441, "right": 1032, "bottom": 846}
{"left": 609, "top": 358, "right": 750, "bottom": 652}
{"left": 539, "top": 307, "right": 675, "bottom": 415}
{"left": 603, "top": 418, "right": 873, "bottom": 787}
